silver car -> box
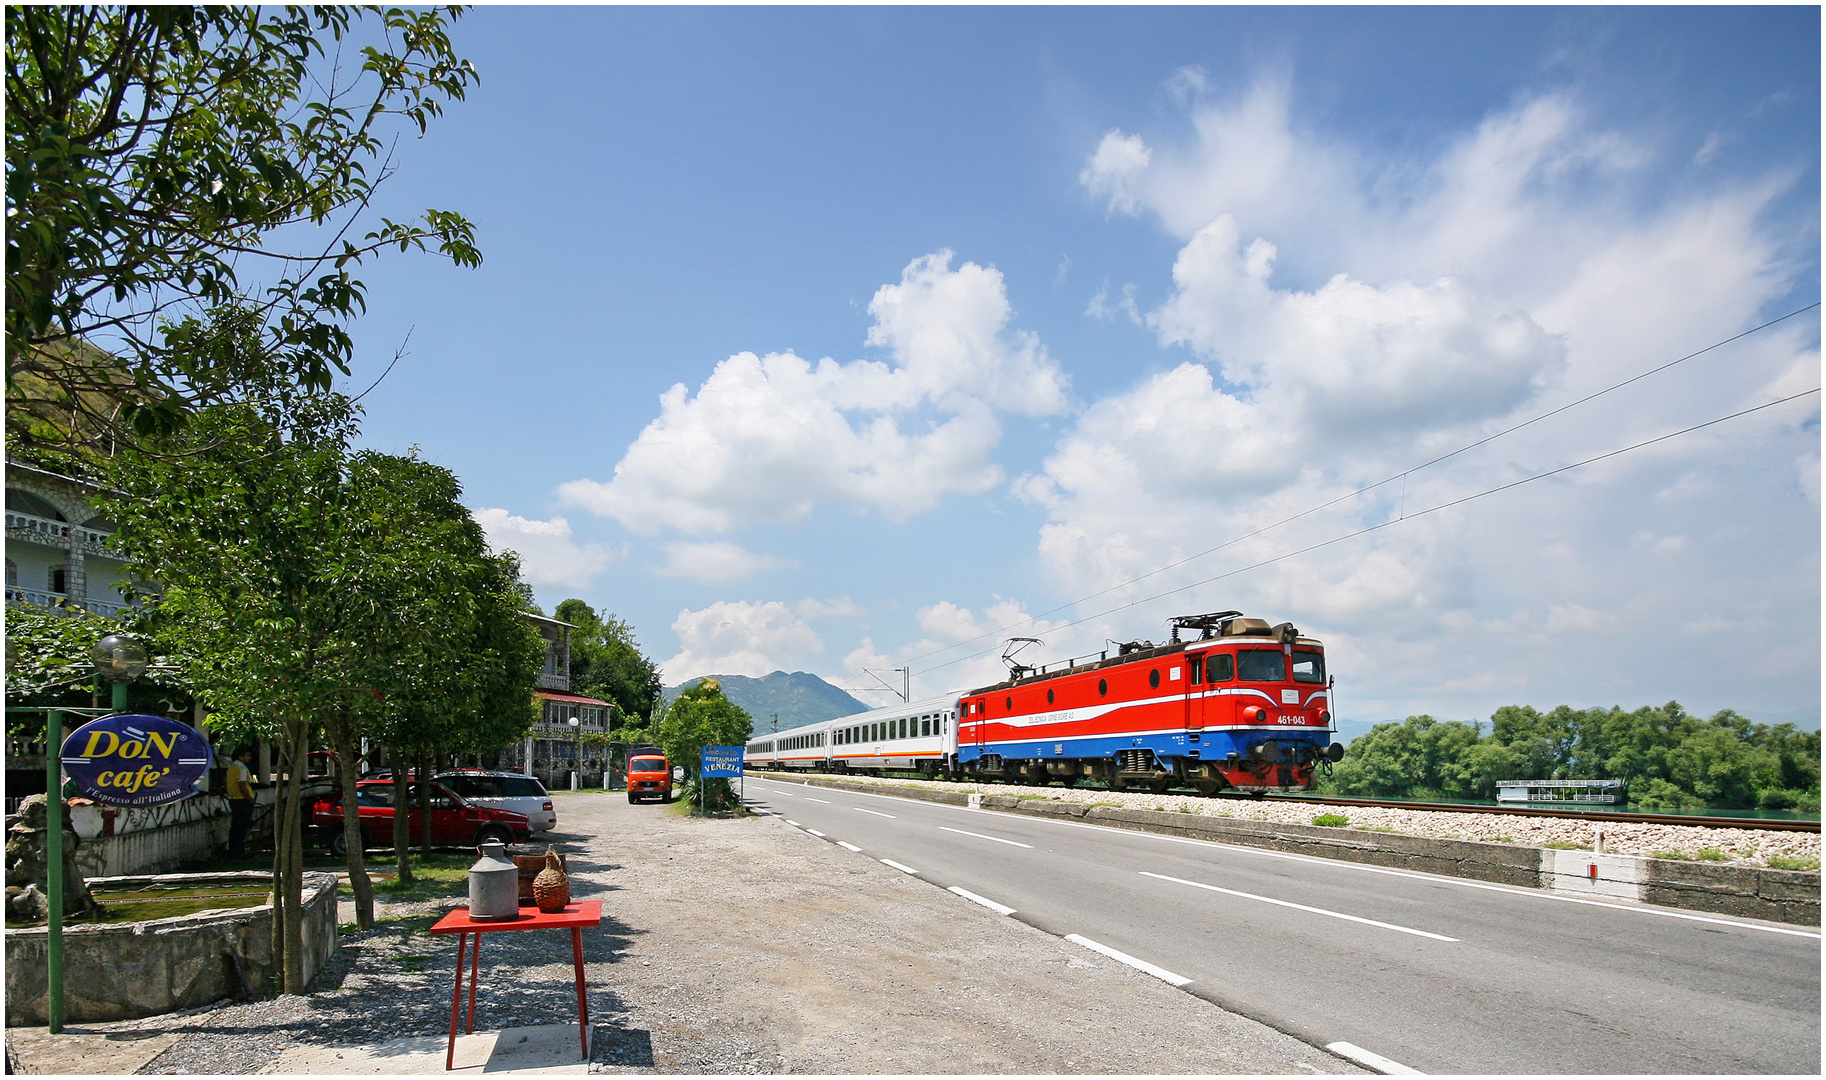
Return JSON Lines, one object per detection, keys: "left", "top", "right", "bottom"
{"left": 436, "top": 771, "right": 557, "bottom": 833}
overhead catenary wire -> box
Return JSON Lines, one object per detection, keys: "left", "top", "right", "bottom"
{"left": 915, "top": 386, "right": 1821, "bottom": 686}
{"left": 895, "top": 302, "right": 1822, "bottom": 674}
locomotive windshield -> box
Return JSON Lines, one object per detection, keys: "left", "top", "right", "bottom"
{"left": 1292, "top": 649, "right": 1326, "bottom": 683}
{"left": 1237, "top": 650, "right": 1286, "bottom": 682}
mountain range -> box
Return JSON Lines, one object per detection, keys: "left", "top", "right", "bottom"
{"left": 663, "top": 671, "right": 872, "bottom": 732}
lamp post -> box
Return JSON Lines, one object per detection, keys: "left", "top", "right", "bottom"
{"left": 43, "top": 631, "right": 149, "bottom": 1032}
{"left": 567, "top": 715, "right": 580, "bottom": 790}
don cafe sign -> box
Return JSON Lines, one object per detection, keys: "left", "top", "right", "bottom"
{"left": 59, "top": 714, "right": 214, "bottom": 807}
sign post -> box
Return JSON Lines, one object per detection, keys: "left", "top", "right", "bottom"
{"left": 45, "top": 708, "right": 64, "bottom": 1033}
{"left": 699, "top": 746, "right": 744, "bottom": 813}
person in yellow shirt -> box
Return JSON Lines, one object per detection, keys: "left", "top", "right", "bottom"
{"left": 226, "top": 746, "right": 255, "bottom": 859}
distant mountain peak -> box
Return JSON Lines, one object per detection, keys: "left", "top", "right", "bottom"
{"left": 662, "top": 670, "right": 871, "bottom": 730}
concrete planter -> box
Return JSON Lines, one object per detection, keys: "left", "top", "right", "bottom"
{"left": 4, "top": 870, "right": 338, "bottom": 1026}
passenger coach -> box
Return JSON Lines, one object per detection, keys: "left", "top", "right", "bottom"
{"left": 745, "top": 696, "right": 957, "bottom": 778}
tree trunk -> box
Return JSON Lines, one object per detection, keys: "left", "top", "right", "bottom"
{"left": 326, "top": 708, "right": 374, "bottom": 930}
{"left": 417, "top": 748, "right": 434, "bottom": 853}
{"left": 391, "top": 749, "right": 413, "bottom": 884}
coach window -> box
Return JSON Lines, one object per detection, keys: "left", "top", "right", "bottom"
{"left": 920, "top": 718, "right": 930, "bottom": 737}
{"left": 1208, "top": 653, "right": 1234, "bottom": 681}
{"left": 898, "top": 718, "right": 906, "bottom": 739}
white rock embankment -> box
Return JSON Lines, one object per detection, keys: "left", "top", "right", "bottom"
{"left": 763, "top": 773, "right": 1820, "bottom": 868}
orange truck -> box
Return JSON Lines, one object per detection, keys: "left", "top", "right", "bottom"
{"left": 626, "top": 747, "right": 672, "bottom": 804}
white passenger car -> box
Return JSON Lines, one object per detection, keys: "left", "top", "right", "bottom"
{"left": 746, "top": 696, "right": 958, "bottom": 777}
{"left": 436, "top": 770, "right": 557, "bottom": 832}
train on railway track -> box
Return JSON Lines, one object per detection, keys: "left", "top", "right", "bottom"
{"left": 744, "top": 611, "right": 1345, "bottom": 796}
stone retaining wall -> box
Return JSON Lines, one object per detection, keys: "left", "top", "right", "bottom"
{"left": 4, "top": 870, "right": 338, "bottom": 1026}
{"left": 768, "top": 775, "right": 1820, "bottom": 926}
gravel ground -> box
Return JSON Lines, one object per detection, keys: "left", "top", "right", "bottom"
{"left": 780, "top": 772, "right": 1821, "bottom": 868}
{"left": 129, "top": 794, "right": 1362, "bottom": 1075}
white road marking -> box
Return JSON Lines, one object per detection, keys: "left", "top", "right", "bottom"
{"left": 805, "top": 797, "right": 832, "bottom": 804}
{"left": 784, "top": 819, "right": 802, "bottom": 827}
{"left": 1326, "top": 1042, "right": 1423, "bottom": 1075}
{"left": 881, "top": 859, "right": 920, "bottom": 875}
{"left": 781, "top": 779, "right": 1821, "bottom": 940}
{"left": 1142, "top": 872, "right": 1459, "bottom": 942}
{"left": 938, "top": 826, "right": 1032, "bottom": 848}
{"left": 852, "top": 807, "right": 897, "bottom": 818}
{"left": 1064, "top": 935, "right": 1191, "bottom": 987}
{"left": 807, "top": 829, "right": 827, "bottom": 837}
{"left": 948, "top": 886, "right": 1016, "bottom": 916}
{"left": 836, "top": 841, "right": 863, "bottom": 853}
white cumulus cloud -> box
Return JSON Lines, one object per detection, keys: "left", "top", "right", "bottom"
{"left": 659, "top": 597, "right": 865, "bottom": 684}
{"left": 653, "top": 541, "right": 792, "bottom": 586}
{"left": 558, "top": 251, "right": 1069, "bottom": 536}
{"left": 471, "top": 508, "right": 614, "bottom": 591}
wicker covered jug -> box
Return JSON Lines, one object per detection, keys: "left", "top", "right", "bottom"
{"left": 532, "top": 845, "right": 571, "bottom": 912}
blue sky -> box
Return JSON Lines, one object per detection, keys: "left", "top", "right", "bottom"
{"left": 334, "top": 6, "right": 1820, "bottom": 731}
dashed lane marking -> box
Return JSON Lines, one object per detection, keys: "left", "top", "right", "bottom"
{"left": 938, "top": 825, "right": 1032, "bottom": 848}
{"left": 807, "top": 829, "right": 827, "bottom": 837}
{"left": 1064, "top": 934, "right": 1191, "bottom": 987}
{"left": 948, "top": 886, "right": 1016, "bottom": 916}
{"left": 836, "top": 841, "right": 864, "bottom": 853}
{"left": 784, "top": 820, "right": 802, "bottom": 827}
{"left": 805, "top": 797, "right": 832, "bottom": 804}
{"left": 1142, "top": 872, "right": 1460, "bottom": 942}
{"left": 852, "top": 807, "right": 896, "bottom": 818}
{"left": 1326, "top": 1042, "right": 1423, "bottom": 1075}
{"left": 881, "top": 859, "right": 920, "bottom": 875}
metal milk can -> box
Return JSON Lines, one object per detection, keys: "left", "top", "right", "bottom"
{"left": 467, "top": 840, "right": 520, "bottom": 920}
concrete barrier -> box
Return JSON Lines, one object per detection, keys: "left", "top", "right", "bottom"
{"left": 753, "top": 774, "right": 1819, "bottom": 926}
{"left": 4, "top": 870, "right": 338, "bottom": 1026}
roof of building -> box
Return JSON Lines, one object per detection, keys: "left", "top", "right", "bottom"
{"left": 534, "top": 690, "right": 614, "bottom": 706}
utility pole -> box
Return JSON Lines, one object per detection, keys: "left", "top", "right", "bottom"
{"left": 770, "top": 713, "right": 778, "bottom": 735}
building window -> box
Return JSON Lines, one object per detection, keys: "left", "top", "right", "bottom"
{"left": 5, "top": 559, "right": 14, "bottom": 587}
{"left": 49, "top": 565, "right": 65, "bottom": 594}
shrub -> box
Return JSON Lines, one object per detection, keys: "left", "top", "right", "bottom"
{"left": 1312, "top": 813, "right": 1350, "bottom": 828}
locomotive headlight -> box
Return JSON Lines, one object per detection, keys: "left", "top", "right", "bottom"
{"left": 1319, "top": 710, "right": 1332, "bottom": 725}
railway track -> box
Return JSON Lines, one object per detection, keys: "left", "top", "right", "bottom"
{"left": 765, "top": 767, "right": 1822, "bottom": 832}
{"left": 1255, "top": 792, "right": 1821, "bottom": 832}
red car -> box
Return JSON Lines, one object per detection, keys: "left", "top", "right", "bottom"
{"left": 313, "top": 780, "right": 532, "bottom": 855}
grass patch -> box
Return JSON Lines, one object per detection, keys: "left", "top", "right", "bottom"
{"left": 1767, "top": 855, "right": 1820, "bottom": 871}
{"left": 1650, "top": 849, "right": 1691, "bottom": 861}
{"left": 1311, "top": 813, "right": 1349, "bottom": 828}
{"left": 1353, "top": 825, "right": 1397, "bottom": 833}
{"left": 1544, "top": 840, "right": 1587, "bottom": 850}
{"left": 1492, "top": 835, "right": 1515, "bottom": 844}
{"left": 1694, "top": 848, "right": 1730, "bottom": 862}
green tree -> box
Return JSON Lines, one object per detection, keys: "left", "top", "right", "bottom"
{"left": 6, "top": 5, "right": 480, "bottom": 455}
{"left": 100, "top": 391, "right": 541, "bottom": 965}
{"left": 657, "top": 678, "right": 752, "bottom": 812}
{"left": 552, "top": 598, "right": 663, "bottom": 722}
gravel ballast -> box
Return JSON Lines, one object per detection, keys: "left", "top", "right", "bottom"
{"left": 764, "top": 772, "right": 1821, "bottom": 868}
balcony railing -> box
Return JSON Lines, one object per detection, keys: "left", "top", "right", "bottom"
{"left": 4, "top": 585, "right": 128, "bottom": 618}
{"left": 5, "top": 510, "right": 116, "bottom": 551}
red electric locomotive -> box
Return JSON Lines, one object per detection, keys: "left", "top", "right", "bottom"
{"left": 954, "top": 611, "right": 1343, "bottom": 794}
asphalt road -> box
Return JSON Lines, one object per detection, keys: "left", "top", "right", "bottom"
{"left": 741, "top": 775, "right": 1821, "bottom": 1075}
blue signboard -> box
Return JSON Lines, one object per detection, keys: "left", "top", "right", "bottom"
{"left": 700, "top": 745, "right": 744, "bottom": 778}
{"left": 59, "top": 714, "right": 214, "bottom": 807}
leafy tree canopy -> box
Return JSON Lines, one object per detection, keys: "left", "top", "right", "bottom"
{"left": 553, "top": 597, "right": 663, "bottom": 723}
{"left": 6, "top": 5, "right": 480, "bottom": 454}
{"left": 1324, "top": 702, "right": 1820, "bottom": 812}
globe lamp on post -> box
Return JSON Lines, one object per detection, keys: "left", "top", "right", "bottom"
{"left": 568, "top": 715, "right": 581, "bottom": 791}
{"left": 92, "top": 632, "right": 149, "bottom": 712}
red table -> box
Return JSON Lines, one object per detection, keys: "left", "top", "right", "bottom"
{"left": 428, "top": 901, "right": 602, "bottom": 1070}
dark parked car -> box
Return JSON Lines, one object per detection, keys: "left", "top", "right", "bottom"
{"left": 312, "top": 780, "right": 532, "bottom": 855}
